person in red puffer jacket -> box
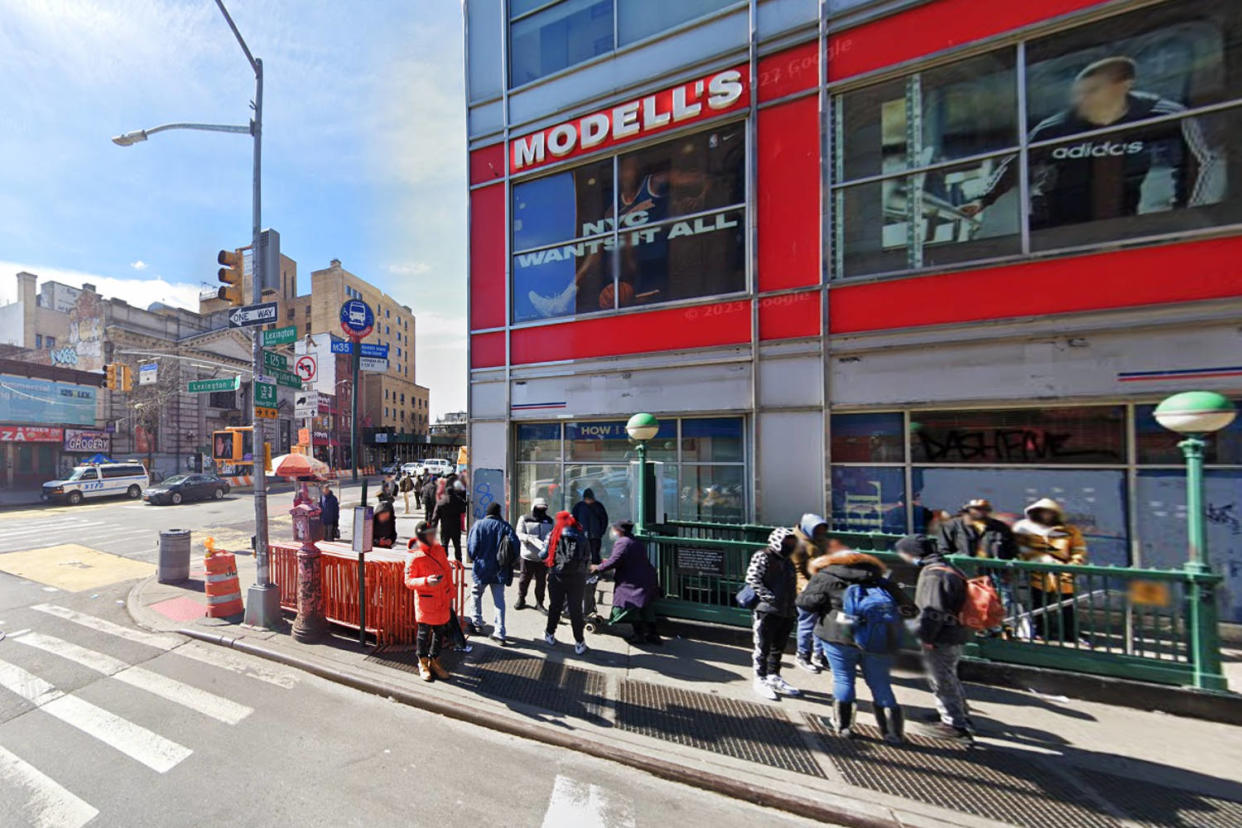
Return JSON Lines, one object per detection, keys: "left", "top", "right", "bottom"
{"left": 405, "top": 521, "right": 457, "bottom": 682}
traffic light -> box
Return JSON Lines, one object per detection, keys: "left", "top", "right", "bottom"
{"left": 217, "top": 249, "right": 244, "bottom": 306}
{"left": 105, "top": 363, "right": 118, "bottom": 390}
{"left": 120, "top": 364, "right": 134, "bottom": 392}
{"left": 212, "top": 430, "right": 240, "bottom": 462}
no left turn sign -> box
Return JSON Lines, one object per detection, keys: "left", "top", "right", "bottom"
{"left": 295, "top": 354, "right": 317, "bottom": 382}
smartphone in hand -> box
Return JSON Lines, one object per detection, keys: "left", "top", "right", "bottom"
{"left": 428, "top": 574, "right": 443, "bottom": 585}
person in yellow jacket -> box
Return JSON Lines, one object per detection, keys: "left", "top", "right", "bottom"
{"left": 1013, "top": 498, "right": 1087, "bottom": 642}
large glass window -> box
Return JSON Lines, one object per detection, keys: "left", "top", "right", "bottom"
{"left": 512, "top": 125, "right": 747, "bottom": 323}
{"left": 830, "top": 412, "right": 904, "bottom": 463}
{"left": 509, "top": 0, "right": 740, "bottom": 86}
{"left": 831, "top": 0, "right": 1242, "bottom": 279}
{"left": 909, "top": 406, "right": 1126, "bottom": 465}
{"left": 509, "top": 0, "right": 614, "bottom": 87}
{"left": 830, "top": 466, "right": 906, "bottom": 534}
{"left": 617, "top": 0, "right": 739, "bottom": 46}
{"left": 514, "top": 416, "right": 746, "bottom": 526}
{"left": 1135, "top": 401, "right": 1242, "bottom": 465}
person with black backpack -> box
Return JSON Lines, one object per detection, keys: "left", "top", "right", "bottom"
{"left": 466, "top": 502, "right": 520, "bottom": 644}
{"left": 540, "top": 510, "right": 591, "bottom": 655}
{"left": 796, "top": 549, "right": 916, "bottom": 742}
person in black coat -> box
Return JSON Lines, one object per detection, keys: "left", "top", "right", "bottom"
{"left": 421, "top": 475, "right": 438, "bottom": 522}
{"left": 797, "top": 550, "right": 915, "bottom": 742}
{"left": 431, "top": 478, "right": 468, "bottom": 562}
{"left": 372, "top": 501, "right": 398, "bottom": 549}
{"left": 744, "top": 528, "right": 799, "bottom": 701}
{"left": 319, "top": 484, "right": 340, "bottom": 541}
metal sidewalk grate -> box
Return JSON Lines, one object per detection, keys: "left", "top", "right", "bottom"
{"left": 806, "top": 714, "right": 1116, "bottom": 827}
{"left": 1079, "top": 769, "right": 1242, "bottom": 827}
{"left": 616, "top": 679, "right": 825, "bottom": 777}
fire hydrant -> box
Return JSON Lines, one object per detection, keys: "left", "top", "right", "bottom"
{"left": 291, "top": 494, "right": 328, "bottom": 643}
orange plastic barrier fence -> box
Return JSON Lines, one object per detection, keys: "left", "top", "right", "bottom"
{"left": 204, "top": 550, "right": 244, "bottom": 617}
{"left": 267, "top": 542, "right": 467, "bottom": 645}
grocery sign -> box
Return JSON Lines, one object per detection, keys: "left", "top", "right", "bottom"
{"left": 509, "top": 66, "right": 747, "bottom": 173}
{"left": 64, "top": 428, "right": 110, "bottom": 453}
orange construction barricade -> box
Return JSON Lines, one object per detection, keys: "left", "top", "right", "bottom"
{"left": 204, "top": 539, "right": 244, "bottom": 618}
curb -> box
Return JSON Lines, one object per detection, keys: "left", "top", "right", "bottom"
{"left": 177, "top": 627, "right": 896, "bottom": 828}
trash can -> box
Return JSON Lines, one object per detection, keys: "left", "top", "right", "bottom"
{"left": 157, "top": 529, "right": 192, "bottom": 583}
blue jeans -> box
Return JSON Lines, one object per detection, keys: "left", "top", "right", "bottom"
{"left": 796, "top": 608, "right": 827, "bottom": 658}
{"left": 471, "top": 579, "right": 506, "bottom": 638}
{"left": 819, "top": 639, "right": 897, "bottom": 708}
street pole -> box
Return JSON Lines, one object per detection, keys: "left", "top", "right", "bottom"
{"left": 636, "top": 440, "right": 649, "bottom": 533}
{"left": 1179, "top": 435, "right": 1224, "bottom": 689}
{"left": 1181, "top": 436, "right": 1208, "bottom": 574}
{"left": 351, "top": 343, "right": 360, "bottom": 482}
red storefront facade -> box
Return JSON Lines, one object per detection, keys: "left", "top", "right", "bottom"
{"left": 464, "top": 0, "right": 1242, "bottom": 619}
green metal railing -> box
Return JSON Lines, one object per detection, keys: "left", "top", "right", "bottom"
{"left": 643, "top": 520, "right": 1226, "bottom": 690}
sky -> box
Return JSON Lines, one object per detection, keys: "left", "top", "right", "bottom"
{"left": 0, "top": 0, "right": 467, "bottom": 418}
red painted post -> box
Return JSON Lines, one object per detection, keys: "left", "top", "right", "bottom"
{"left": 291, "top": 489, "right": 328, "bottom": 643}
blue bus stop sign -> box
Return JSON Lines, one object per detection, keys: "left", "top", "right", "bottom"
{"left": 339, "top": 299, "right": 374, "bottom": 339}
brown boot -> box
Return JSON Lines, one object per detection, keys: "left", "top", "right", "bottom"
{"left": 418, "top": 657, "right": 434, "bottom": 682}
{"left": 428, "top": 657, "right": 451, "bottom": 680}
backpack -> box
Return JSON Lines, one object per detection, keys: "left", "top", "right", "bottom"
{"left": 842, "top": 582, "right": 897, "bottom": 654}
{"left": 552, "top": 527, "right": 590, "bottom": 573}
{"left": 496, "top": 529, "right": 516, "bottom": 570}
{"left": 929, "top": 565, "right": 1005, "bottom": 632}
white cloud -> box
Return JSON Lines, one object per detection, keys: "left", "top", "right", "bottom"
{"left": 130, "top": 259, "right": 148, "bottom": 271}
{"left": 0, "top": 260, "right": 201, "bottom": 311}
{"left": 387, "top": 262, "right": 431, "bottom": 277}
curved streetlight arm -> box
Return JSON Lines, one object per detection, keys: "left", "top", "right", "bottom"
{"left": 112, "top": 122, "right": 252, "bottom": 146}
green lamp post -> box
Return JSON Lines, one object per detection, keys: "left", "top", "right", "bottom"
{"left": 626, "top": 413, "right": 660, "bottom": 532}
{"left": 1153, "top": 390, "right": 1236, "bottom": 690}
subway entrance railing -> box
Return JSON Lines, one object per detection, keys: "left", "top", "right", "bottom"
{"left": 642, "top": 519, "right": 1227, "bottom": 691}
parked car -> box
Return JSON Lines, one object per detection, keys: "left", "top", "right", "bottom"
{"left": 422, "top": 458, "right": 452, "bottom": 476}
{"left": 143, "top": 473, "right": 230, "bottom": 505}
{"left": 42, "top": 461, "right": 149, "bottom": 506}
{"left": 381, "top": 461, "right": 402, "bottom": 475}
{"left": 401, "top": 462, "right": 423, "bottom": 478}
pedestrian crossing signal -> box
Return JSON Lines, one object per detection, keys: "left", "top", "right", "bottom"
{"left": 120, "top": 364, "right": 134, "bottom": 392}
{"left": 212, "top": 430, "right": 240, "bottom": 462}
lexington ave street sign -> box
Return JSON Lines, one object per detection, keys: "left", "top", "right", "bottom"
{"left": 188, "top": 376, "right": 241, "bottom": 393}
{"left": 262, "top": 325, "right": 298, "bottom": 346}
{"left": 229, "top": 301, "right": 279, "bottom": 328}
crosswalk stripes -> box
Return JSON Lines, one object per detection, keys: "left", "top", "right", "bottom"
{"left": 0, "top": 515, "right": 152, "bottom": 555}
{"left": 0, "top": 657, "right": 192, "bottom": 772}
{"left": 0, "top": 605, "right": 300, "bottom": 821}
{"left": 0, "top": 745, "right": 98, "bottom": 828}
{"left": 11, "top": 632, "right": 253, "bottom": 725}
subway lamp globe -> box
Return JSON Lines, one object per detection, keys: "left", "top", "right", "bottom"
{"left": 1154, "top": 391, "right": 1236, "bottom": 435}
{"left": 626, "top": 413, "right": 660, "bottom": 442}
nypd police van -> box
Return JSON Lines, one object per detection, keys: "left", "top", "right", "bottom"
{"left": 42, "top": 461, "right": 150, "bottom": 506}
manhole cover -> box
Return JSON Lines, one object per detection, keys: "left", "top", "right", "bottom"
{"left": 1079, "top": 769, "right": 1242, "bottom": 827}
{"left": 617, "top": 679, "right": 824, "bottom": 776}
{"left": 806, "top": 714, "right": 1115, "bottom": 827}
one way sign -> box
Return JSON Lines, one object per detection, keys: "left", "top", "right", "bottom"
{"left": 228, "top": 301, "right": 279, "bottom": 328}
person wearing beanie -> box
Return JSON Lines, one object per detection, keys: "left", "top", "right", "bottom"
{"left": 745, "top": 527, "right": 800, "bottom": 701}
{"left": 371, "top": 501, "right": 398, "bottom": 549}
{"left": 592, "top": 520, "right": 663, "bottom": 645}
{"left": 791, "top": 513, "right": 831, "bottom": 674}
{"left": 541, "top": 510, "right": 592, "bottom": 655}
{"left": 516, "top": 497, "right": 554, "bottom": 611}
{"left": 895, "top": 534, "right": 974, "bottom": 743}
{"left": 466, "top": 501, "right": 520, "bottom": 644}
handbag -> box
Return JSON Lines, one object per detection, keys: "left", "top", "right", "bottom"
{"left": 735, "top": 583, "right": 760, "bottom": 610}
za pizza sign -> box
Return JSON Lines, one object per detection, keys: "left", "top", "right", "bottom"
{"left": 0, "top": 426, "right": 63, "bottom": 442}
{"left": 509, "top": 66, "right": 748, "bottom": 173}
{"left": 294, "top": 354, "right": 317, "bottom": 382}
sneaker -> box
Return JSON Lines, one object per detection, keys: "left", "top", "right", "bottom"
{"left": 514, "top": 600, "right": 528, "bottom": 611}
{"left": 766, "top": 675, "right": 802, "bottom": 697}
{"left": 543, "top": 633, "right": 557, "bottom": 647}
{"left": 536, "top": 603, "right": 547, "bottom": 614}
{"left": 490, "top": 633, "right": 508, "bottom": 646}
{"left": 528, "top": 285, "right": 577, "bottom": 318}
{"left": 924, "top": 722, "right": 974, "bottom": 744}
{"left": 753, "top": 676, "right": 779, "bottom": 701}
{"left": 795, "top": 654, "right": 821, "bottom": 674}
{"left": 811, "top": 651, "right": 828, "bottom": 670}
{"left": 453, "top": 644, "right": 473, "bottom": 654}
{"left": 574, "top": 640, "right": 588, "bottom": 656}
{"left": 466, "top": 620, "right": 481, "bottom": 636}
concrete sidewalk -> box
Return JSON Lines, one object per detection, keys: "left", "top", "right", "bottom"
{"left": 129, "top": 549, "right": 1242, "bottom": 828}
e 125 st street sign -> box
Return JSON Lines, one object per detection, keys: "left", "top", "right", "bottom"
{"left": 263, "top": 350, "right": 287, "bottom": 370}
{"left": 229, "top": 301, "right": 279, "bottom": 328}
{"left": 188, "top": 376, "right": 241, "bottom": 393}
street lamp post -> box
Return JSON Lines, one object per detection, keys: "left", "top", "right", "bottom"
{"left": 1153, "top": 390, "right": 1237, "bottom": 691}
{"left": 111, "top": 0, "right": 279, "bottom": 628}
{"left": 626, "top": 413, "right": 660, "bottom": 533}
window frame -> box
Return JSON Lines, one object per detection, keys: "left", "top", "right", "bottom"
{"left": 827, "top": 0, "right": 1242, "bottom": 284}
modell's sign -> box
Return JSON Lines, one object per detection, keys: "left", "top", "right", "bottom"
{"left": 509, "top": 67, "right": 748, "bottom": 173}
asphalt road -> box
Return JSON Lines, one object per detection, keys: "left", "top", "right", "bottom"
{"left": 0, "top": 581, "right": 823, "bottom": 827}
